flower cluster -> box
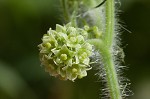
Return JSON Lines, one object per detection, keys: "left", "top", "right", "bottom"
{"left": 38, "top": 23, "right": 93, "bottom": 81}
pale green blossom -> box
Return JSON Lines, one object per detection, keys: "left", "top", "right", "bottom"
{"left": 38, "top": 23, "right": 93, "bottom": 81}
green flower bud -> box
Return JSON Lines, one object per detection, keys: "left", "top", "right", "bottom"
{"left": 84, "top": 25, "right": 102, "bottom": 39}
{"left": 60, "top": 54, "right": 67, "bottom": 60}
{"left": 38, "top": 23, "right": 93, "bottom": 81}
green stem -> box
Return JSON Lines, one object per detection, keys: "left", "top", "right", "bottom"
{"left": 101, "top": 50, "right": 122, "bottom": 99}
{"left": 89, "top": 39, "right": 122, "bottom": 99}
{"left": 104, "top": 0, "right": 115, "bottom": 48}
{"left": 61, "top": 0, "right": 70, "bottom": 23}
{"left": 88, "top": 0, "right": 122, "bottom": 98}
{"left": 102, "top": 0, "right": 122, "bottom": 98}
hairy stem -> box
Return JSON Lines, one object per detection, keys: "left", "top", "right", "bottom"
{"left": 104, "top": 0, "right": 115, "bottom": 47}
{"left": 101, "top": 50, "right": 122, "bottom": 99}
{"left": 103, "top": 0, "right": 122, "bottom": 98}
{"left": 89, "top": 39, "right": 122, "bottom": 99}
{"left": 89, "top": 0, "right": 122, "bottom": 98}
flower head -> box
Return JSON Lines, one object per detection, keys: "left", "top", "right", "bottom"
{"left": 38, "top": 23, "right": 93, "bottom": 81}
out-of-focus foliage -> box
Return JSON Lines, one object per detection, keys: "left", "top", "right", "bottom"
{"left": 0, "top": 0, "right": 150, "bottom": 99}
{"left": 120, "top": 0, "right": 150, "bottom": 98}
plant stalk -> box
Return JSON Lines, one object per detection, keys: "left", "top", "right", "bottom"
{"left": 100, "top": 50, "right": 122, "bottom": 99}
{"left": 89, "top": 39, "right": 122, "bottom": 99}
{"left": 103, "top": 0, "right": 122, "bottom": 98}
{"left": 89, "top": 0, "right": 122, "bottom": 98}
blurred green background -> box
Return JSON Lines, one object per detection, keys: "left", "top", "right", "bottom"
{"left": 0, "top": 0, "right": 150, "bottom": 99}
